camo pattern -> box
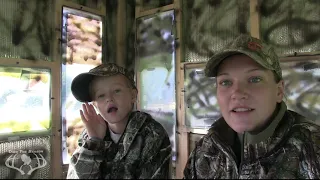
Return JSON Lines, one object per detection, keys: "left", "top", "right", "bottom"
{"left": 205, "top": 34, "right": 282, "bottom": 80}
{"left": 67, "top": 111, "right": 172, "bottom": 179}
{"left": 87, "top": 63, "right": 135, "bottom": 84}
{"left": 184, "top": 107, "right": 320, "bottom": 179}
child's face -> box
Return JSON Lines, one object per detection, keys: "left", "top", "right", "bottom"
{"left": 91, "top": 74, "right": 137, "bottom": 125}
{"left": 216, "top": 54, "right": 284, "bottom": 133}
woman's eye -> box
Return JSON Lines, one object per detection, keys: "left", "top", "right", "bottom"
{"left": 115, "top": 89, "right": 121, "bottom": 93}
{"left": 219, "top": 80, "right": 232, "bottom": 86}
{"left": 249, "top": 77, "right": 262, "bottom": 83}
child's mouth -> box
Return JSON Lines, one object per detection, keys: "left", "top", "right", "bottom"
{"left": 107, "top": 107, "right": 118, "bottom": 113}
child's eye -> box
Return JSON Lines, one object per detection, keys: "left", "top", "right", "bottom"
{"left": 97, "top": 94, "right": 105, "bottom": 98}
{"left": 249, "top": 77, "right": 262, "bottom": 83}
{"left": 219, "top": 80, "right": 232, "bottom": 87}
{"left": 115, "top": 89, "right": 121, "bottom": 93}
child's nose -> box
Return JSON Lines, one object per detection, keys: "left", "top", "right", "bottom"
{"left": 104, "top": 93, "right": 113, "bottom": 102}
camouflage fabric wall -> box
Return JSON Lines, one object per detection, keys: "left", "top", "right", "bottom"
{"left": 259, "top": 0, "right": 320, "bottom": 56}
{"left": 182, "top": 0, "right": 250, "bottom": 62}
{"left": 0, "top": 0, "right": 54, "bottom": 61}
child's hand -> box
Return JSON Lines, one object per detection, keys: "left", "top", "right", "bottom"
{"left": 80, "top": 102, "right": 107, "bottom": 140}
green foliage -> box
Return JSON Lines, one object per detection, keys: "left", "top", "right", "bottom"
{"left": 0, "top": 119, "right": 50, "bottom": 133}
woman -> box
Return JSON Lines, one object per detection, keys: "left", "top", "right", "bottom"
{"left": 184, "top": 34, "right": 320, "bottom": 179}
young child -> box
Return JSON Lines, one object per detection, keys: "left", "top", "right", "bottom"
{"left": 184, "top": 34, "right": 320, "bottom": 179}
{"left": 67, "top": 63, "right": 172, "bottom": 179}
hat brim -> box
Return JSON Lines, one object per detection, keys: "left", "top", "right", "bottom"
{"left": 71, "top": 73, "right": 96, "bottom": 102}
{"left": 204, "top": 49, "right": 276, "bottom": 77}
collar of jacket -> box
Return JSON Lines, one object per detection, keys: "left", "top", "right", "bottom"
{"left": 114, "top": 111, "right": 148, "bottom": 160}
{"left": 242, "top": 101, "right": 287, "bottom": 144}
{"left": 205, "top": 101, "right": 296, "bottom": 163}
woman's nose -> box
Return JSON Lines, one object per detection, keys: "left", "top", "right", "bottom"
{"left": 231, "top": 82, "right": 248, "bottom": 100}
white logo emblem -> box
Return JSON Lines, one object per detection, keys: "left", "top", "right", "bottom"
{"left": 5, "top": 150, "right": 47, "bottom": 175}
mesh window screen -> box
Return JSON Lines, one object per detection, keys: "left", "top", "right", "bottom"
{"left": 0, "top": 136, "right": 51, "bottom": 179}
{"left": 282, "top": 60, "right": 320, "bottom": 122}
{"left": 182, "top": 0, "right": 250, "bottom": 62}
{"left": 0, "top": 0, "right": 54, "bottom": 61}
{"left": 259, "top": 0, "right": 320, "bottom": 57}
{"left": 61, "top": 7, "right": 103, "bottom": 164}
{"left": 184, "top": 65, "right": 220, "bottom": 128}
{"left": 61, "top": 7, "right": 103, "bottom": 66}
{"left": 136, "top": 10, "right": 177, "bottom": 161}
{"left": 0, "top": 66, "right": 51, "bottom": 135}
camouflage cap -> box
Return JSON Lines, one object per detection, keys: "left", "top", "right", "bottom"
{"left": 205, "top": 34, "right": 282, "bottom": 80}
{"left": 71, "top": 63, "right": 136, "bottom": 102}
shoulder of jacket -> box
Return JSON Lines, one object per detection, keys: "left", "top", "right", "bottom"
{"left": 130, "top": 111, "right": 153, "bottom": 122}
{"left": 287, "top": 110, "right": 320, "bottom": 141}
{"left": 289, "top": 110, "right": 320, "bottom": 128}
{"left": 131, "top": 111, "right": 169, "bottom": 138}
{"left": 190, "top": 130, "right": 217, "bottom": 153}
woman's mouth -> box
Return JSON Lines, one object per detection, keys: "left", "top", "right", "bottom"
{"left": 232, "top": 108, "right": 254, "bottom": 112}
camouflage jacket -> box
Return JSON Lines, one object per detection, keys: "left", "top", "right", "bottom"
{"left": 184, "top": 102, "right": 320, "bottom": 179}
{"left": 67, "top": 111, "right": 172, "bottom": 179}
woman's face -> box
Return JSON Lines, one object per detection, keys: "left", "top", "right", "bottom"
{"left": 216, "top": 54, "right": 284, "bottom": 133}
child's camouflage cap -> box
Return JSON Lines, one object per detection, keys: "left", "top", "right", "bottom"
{"left": 71, "top": 63, "right": 136, "bottom": 102}
{"left": 205, "top": 34, "right": 282, "bottom": 80}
